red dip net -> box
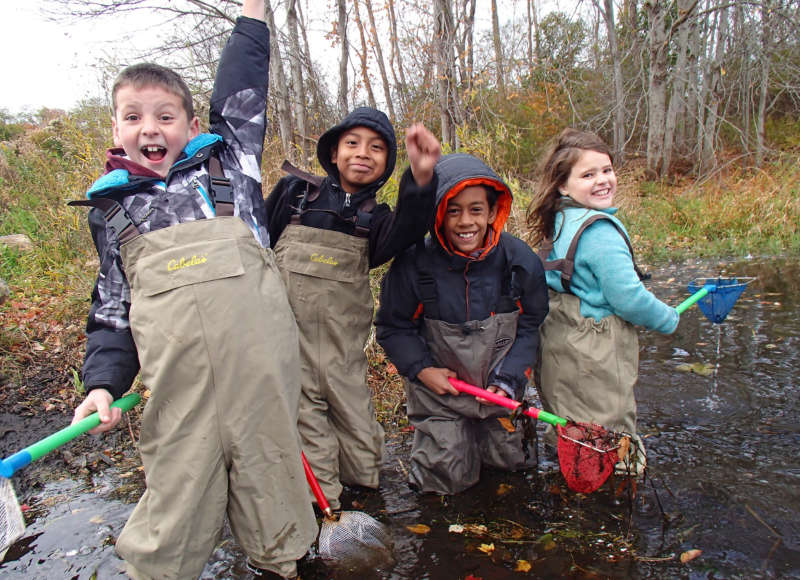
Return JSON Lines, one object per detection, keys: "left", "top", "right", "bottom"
{"left": 556, "top": 422, "right": 621, "bottom": 493}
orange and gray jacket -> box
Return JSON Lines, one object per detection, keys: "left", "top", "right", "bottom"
{"left": 375, "top": 154, "right": 549, "bottom": 398}
{"left": 264, "top": 107, "right": 436, "bottom": 268}
{"left": 77, "top": 16, "right": 271, "bottom": 399}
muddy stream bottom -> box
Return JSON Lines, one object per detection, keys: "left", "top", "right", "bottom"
{"left": 1, "top": 257, "right": 798, "bottom": 579}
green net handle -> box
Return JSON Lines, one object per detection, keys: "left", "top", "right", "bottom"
{"left": 26, "top": 393, "right": 141, "bottom": 462}
{"left": 676, "top": 285, "right": 713, "bottom": 314}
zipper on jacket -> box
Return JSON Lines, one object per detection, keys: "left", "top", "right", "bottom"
{"left": 191, "top": 177, "right": 216, "bottom": 216}
{"left": 344, "top": 192, "right": 351, "bottom": 208}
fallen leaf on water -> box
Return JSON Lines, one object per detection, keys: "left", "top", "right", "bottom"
{"left": 675, "top": 362, "right": 714, "bottom": 377}
{"left": 497, "top": 417, "right": 516, "bottom": 433}
{"left": 406, "top": 523, "right": 431, "bottom": 535}
{"left": 448, "top": 524, "right": 465, "bottom": 534}
{"left": 515, "top": 559, "right": 532, "bottom": 572}
{"left": 465, "top": 575, "right": 483, "bottom": 580}
{"left": 478, "top": 543, "right": 495, "bottom": 554}
{"left": 90, "top": 515, "right": 105, "bottom": 524}
{"left": 680, "top": 549, "right": 702, "bottom": 563}
{"left": 496, "top": 483, "right": 513, "bottom": 496}
{"left": 463, "top": 523, "right": 488, "bottom": 535}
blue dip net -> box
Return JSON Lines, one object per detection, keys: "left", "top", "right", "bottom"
{"left": 687, "top": 277, "right": 753, "bottom": 323}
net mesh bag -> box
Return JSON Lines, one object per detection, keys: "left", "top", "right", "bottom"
{"left": 1, "top": 477, "right": 25, "bottom": 561}
{"left": 688, "top": 277, "right": 752, "bottom": 323}
{"left": 317, "top": 510, "right": 393, "bottom": 565}
{"left": 556, "top": 422, "right": 620, "bottom": 493}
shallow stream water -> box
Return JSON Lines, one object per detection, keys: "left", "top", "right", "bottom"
{"left": 1, "top": 257, "right": 798, "bottom": 579}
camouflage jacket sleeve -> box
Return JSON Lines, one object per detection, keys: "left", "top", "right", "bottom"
{"left": 209, "top": 15, "right": 271, "bottom": 242}
{"left": 81, "top": 208, "right": 140, "bottom": 400}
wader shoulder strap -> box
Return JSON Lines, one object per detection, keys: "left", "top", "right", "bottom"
{"left": 283, "top": 159, "right": 322, "bottom": 226}
{"left": 208, "top": 154, "right": 234, "bottom": 217}
{"left": 415, "top": 241, "right": 440, "bottom": 319}
{"left": 540, "top": 214, "right": 649, "bottom": 293}
{"left": 69, "top": 198, "right": 142, "bottom": 244}
{"left": 282, "top": 159, "right": 375, "bottom": 238}
{"left": 415, "top": 241, "right": 519, "bottom": 320}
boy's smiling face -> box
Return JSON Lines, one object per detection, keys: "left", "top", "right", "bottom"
{"left": 443, "top": 185, "right": 497, "bottom": 255}
{"left": 112, "top": 84, "right": 200, "bottom": 178}
{"left": 331, "top": 126, "right": 388, "bottom": 193}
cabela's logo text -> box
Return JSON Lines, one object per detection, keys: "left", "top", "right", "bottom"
{"left": 310, "top": 253, "right": 338, "bottom": 266}
{"left": 167, "top": 254, "right": 208, "bottom": 271}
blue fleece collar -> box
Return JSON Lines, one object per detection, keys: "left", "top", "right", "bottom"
{"left": 86, "top": 133, "right": 222, "bottom": 198}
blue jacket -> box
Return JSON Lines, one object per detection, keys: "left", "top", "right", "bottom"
{"left": 546, "top": 205, "right": 678, "bottom": 333}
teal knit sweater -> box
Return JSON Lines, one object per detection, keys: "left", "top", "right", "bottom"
{"left": 545, "top": 205, "right": 679, "bottom": 333}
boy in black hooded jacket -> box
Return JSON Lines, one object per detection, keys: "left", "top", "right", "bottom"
{"left": 264, "top": 109, "right": 440, "bottom": 509}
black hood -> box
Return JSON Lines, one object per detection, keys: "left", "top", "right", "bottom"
{"left": 316, "top": 107, "right": 397, "bottom": 192}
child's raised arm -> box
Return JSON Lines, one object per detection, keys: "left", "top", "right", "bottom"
{"left": 405, "top": 123, "right": 441, "bottom": 187}
{"left": 242, "top": 0, "right": 265, "bottom": 20}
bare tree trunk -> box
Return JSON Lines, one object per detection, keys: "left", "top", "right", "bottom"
{"left": 526, "top": 0, "right": 534, "bottom": 73}
{"left": 337, "top": 0, "right": 349, "bottom": 117}
{"left": 465, "top": 0, "right": 477, "bottom": 91}
{"left": 645, "top": 0, "right": 669, "bottom": 176}
{"left": 286, "top": 0, "right": 309, "bottom": 162}
{"left": 598, "top": 0, "right": 625, "bottom": 160}
{"left": 364, "top": 0, "right": 396, "bottom": 120}
{"left": 264, "top": 0, "right": 293, "bottom": 160}
{"left": 387, "top": 0, "right": 409, "bottom": 117}
{"left": 491, "top": 0, "right": 506, "bottom": 97}
{"left": 661, "top": 0, "right": 696, "bottom": 173}
{"left": 434, "top": 0, "right": 457, "bottom": 148}
{"left": 353, "top": 0, "right": 378, "bottom": 109}
{"left": 295, "top": 1, "right": 326, "bottom": 126}
{"left": 701, "top": 2, "right": 728, "bottom": 173}
{"left": 755, "top": 0, "right": 771, "bottom": 167}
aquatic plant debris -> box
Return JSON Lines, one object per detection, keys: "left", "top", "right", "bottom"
{"left": 675, "top": 362, "right": 714, "bottom": 376}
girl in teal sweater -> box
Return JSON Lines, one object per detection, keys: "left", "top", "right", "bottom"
{"left": 527, "top": 128, "right": 679, "bottom": 476}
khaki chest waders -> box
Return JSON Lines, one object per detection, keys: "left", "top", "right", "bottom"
{"left": 536, "top": 290, "right": 640, "bottom": 447}
{"left": 115, "top": 217, "right": 317, "bottom": 580}
{"left": 405, "top": 310, "right": 533, "bottom": 495}
{"left": 274, "top": 224, "right": 384, "bottom": 510}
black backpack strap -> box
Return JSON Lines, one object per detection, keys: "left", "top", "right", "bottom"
{"left": 542, "top": 214, "right": 649, "bottom": 293}
{"left": 208, "top": 154, "right": 234, "bottom": 217}
{"left": 415, "top": 241, "right": 440, "bottom": 320}
{"left": 68, "top": 198, "right": 142, "bottom": 244}
{"left": 282, "top": 160, "right": 322, "bottom": 224}
{"left": 353, "top": 198, "right": 377, "bottom": 238}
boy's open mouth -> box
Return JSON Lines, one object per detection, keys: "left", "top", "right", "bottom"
{"left": 142, "top": 145, "right": 167, "bottom": 162}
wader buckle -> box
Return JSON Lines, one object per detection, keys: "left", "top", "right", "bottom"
{"left": 105, "top": 203, "right": 140, "bottom": 244}
{"left": 209, "top": 155, "right": 234, "bottom": 217}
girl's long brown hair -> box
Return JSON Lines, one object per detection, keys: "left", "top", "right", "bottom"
{"left": 526, "top": 128, "right": 613, "bottom": 247}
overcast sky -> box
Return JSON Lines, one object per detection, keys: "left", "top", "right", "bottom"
{"left": 0, "top": 1, "right": 155, "bottom": 113}
{"left": 2, "top": 1, "right": 562, "bottom": 115}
